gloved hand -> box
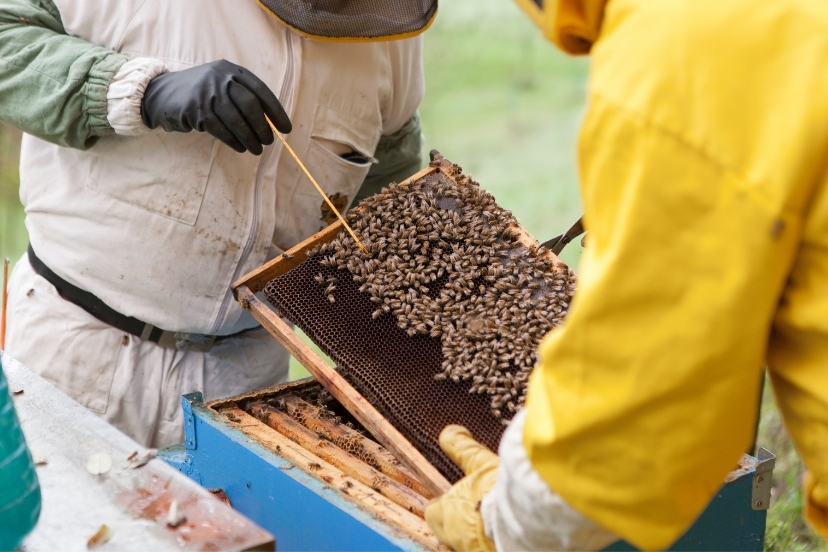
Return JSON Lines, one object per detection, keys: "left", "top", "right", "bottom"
{"left": 141, "top": 59, "right": 292, "bottom": 155}
{"left": 425, "top": 425, "right": 498, "bottom": 552}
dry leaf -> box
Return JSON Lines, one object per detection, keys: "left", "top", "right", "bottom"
{"left": 166, "top": 500, "right": 186, "bottom": 527}
{"left": 86, "top": 453, "right": 112, "bottom": 475}
{"left": 87, "top": 524, "right": 113, "bottom": 548}
{"left": 126, "top": 449, "right": 156, "bottom": 469}
{"left": 11, "top": 388, "right": 23, "bottom": 395}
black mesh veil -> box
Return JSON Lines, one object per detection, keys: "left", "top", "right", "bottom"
{"left": 258, "top": 0, "right": 438, "bottom": 41}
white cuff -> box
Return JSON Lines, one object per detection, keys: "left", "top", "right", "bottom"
{"left": 106, "top": 57, "right": 168, "bottom": 136}
{"left": 480, "top": 409, "right": 619, "bottom": 551}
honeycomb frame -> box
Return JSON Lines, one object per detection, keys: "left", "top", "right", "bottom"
{"left": 232, "top": 152, "right": 572, "bottom": 493}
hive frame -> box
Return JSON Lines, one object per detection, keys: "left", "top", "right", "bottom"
{"left": 203, "top": 379, "right": 444, "bottom": 549}
{"left": 232, "top": 156, "right": 568, "bottom": 497}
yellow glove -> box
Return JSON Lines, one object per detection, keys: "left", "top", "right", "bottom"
{"left": 425, "top": 425, "right": 498, "bottom": 552}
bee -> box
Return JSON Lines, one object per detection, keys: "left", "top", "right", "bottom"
{"left": 308, "top": 462, "right": 322, "bottom": 472}
{"left": 327, "top": 294, "right": 336, "bottom": 303}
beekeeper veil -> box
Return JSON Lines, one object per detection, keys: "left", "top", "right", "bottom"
{"left": 258, "top": 0, "right": 438, "bottom": 41}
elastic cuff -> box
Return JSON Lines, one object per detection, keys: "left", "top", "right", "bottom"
{"left": 85, "top": 52, "right": 131, "bottom": 139}
{"left": 106, "top": 57, "right": 169, "bottom": 136}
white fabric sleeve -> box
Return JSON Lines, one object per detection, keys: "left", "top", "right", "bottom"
{"left": 106, "top": 57, "right": 168, "bottom": 136}
{"left": 480, "top": 409, "right": 620, "bottom": 551}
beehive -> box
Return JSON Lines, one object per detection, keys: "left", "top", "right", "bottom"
{"left": 206, "top": 379, "right": 444, "bottom": 550}
{"left": 233, "top": 151, "right": 575, "bottom": 493}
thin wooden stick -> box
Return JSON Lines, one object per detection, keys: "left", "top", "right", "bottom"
{"left": 1, "top": 257, "right": 8, "bottom": 350}
{"left": 231, "top": 165, "right": 438, "bottom": 297}
{"left": 266, "top": 117, "right": 367, "bottom": 253}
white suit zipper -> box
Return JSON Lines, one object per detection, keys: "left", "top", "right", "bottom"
{"left": 208, "top": 29, "right": 295, "bottom": 335}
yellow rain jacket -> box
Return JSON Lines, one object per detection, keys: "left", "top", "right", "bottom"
{"left": 524, "top": 0, "right": 828, "bottom": 549}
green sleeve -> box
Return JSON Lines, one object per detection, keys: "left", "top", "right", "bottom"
{"left": 0, "top": 0, "right": 128, "bottom": 149}
{"left": 353, "top": 112, "right": 424, "bottom": 206}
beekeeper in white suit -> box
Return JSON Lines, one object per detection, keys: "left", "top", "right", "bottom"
{"left": 0, "top": 0, "right": 431, "bottom": 447}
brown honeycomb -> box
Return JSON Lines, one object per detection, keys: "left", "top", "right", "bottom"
{"left": 263, "top": 155, "right": 574, "bottom": 482}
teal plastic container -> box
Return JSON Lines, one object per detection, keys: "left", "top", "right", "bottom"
{"left": 0, "top": 359, "right": 41, "bottom": 549}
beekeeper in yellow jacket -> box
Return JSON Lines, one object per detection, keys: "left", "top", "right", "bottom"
{"left": 425, "top": 0, "right": 828, "bottom": 550}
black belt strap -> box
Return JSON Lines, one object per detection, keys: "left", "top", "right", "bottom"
{"left": 27, "top": 244, "right": 251, "bottom": 348}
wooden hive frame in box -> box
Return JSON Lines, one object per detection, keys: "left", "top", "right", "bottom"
{"left": 203, "top": 378, "right": 446, "bottom": 550}
{"left": 231, "top": 152, "right": 569, "bottom": 498}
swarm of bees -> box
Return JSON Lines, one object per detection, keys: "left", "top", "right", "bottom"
{"left": 307, "top": 169, "right": 577, "bottom": 422}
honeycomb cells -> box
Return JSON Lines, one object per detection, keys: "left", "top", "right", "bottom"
{"left": 264, "top": 166, "right": 576, "bottom": 482}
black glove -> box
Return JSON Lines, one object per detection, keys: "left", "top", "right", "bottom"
{"left": 141, "top": 59, "right": 292, "bottom": 155}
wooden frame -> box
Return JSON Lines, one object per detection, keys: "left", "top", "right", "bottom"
{"left": 247, "top": 400, "right": 430, "bottom": 517}
{"left": 216, "top": 406, "right": 445, "bottom": 550}
{"left": 231, "top": 158, "right": 567, "bottom": 498}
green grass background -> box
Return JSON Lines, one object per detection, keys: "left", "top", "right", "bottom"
{"left": 0, "top": 1, "right": 823, "bottom": 549}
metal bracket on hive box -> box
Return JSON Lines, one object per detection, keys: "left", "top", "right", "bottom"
{"left": 183, "top": 391, "right": 201, "bottom": 450}
{"left": 751, "top": 448, "right": 776, "bottom": 511}
{"left": 160, "top": 393, "right": 205, "bottom": 484}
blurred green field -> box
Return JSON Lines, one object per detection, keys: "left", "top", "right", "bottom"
{"left": 419, "top": 1, "right": 588, "bottom": 270}
{"left": 0, "top": 1, "right": 822, "bottom": 549}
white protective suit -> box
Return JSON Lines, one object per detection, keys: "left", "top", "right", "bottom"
{"left": 6, "top": 0, "right": 423, "bottom": 447}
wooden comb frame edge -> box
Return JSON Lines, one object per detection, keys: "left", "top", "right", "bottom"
{"left": 235, "top": 284, "right": 451, "bottom": 496}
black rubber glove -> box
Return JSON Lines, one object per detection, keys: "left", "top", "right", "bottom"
{"left": 141, "top": 59, "right": 292, "bottom": 155}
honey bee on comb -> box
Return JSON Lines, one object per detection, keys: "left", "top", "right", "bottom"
{"left": 303, "top": 174, "right": 575, "bottom": 421}
{"left": 263, "top": 156, "right": 576, "bottom": 481}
